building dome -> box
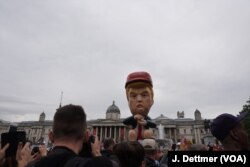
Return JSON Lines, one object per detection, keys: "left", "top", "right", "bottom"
{"left": 106, "top": 101, "right": 120, "bottom": 120}
{"left": 106, "top": 101, "right": 120, "bottom": 114}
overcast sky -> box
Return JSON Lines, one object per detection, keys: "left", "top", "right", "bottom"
{"left": 0, "top": 0, "right": 250, "bottom": 123}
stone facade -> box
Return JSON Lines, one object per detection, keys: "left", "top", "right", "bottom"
{"left": 0, "top": 103, "right": 215, "bottom": 145}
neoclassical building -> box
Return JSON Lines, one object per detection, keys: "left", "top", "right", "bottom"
{"left": 0, "top": 101, "right": 214, "bottom": 145}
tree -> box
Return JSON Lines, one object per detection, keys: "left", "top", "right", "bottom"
{"left": 240, "top": 97, "right": 250, "bottom": 139}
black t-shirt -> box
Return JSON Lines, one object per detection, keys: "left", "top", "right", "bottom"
{"left": 27, "top": 146, "right": 114, "bottom": 167}
{"left": 27, "top": 146, "right": 91, "bottom": 167}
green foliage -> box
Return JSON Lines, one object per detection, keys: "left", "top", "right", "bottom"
{"left": 241, "top": 97, "right": 250, "bottom": 139}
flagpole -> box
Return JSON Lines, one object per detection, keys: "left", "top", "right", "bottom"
{"left": 59, "top": 91, "right": 63, "bottom": 108}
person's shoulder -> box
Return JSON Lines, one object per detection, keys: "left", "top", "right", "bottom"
{"left": 123, "top": 116, "right": 136, "bottom": 125}
{"left": 32, "top": 151, "right": 90, "bottom": 167}
{"left": 123, "top": 116, "right": 135, "bottom": 121}
{"left": 26, "top": 161, "right": 36, "bottom": 167}
{"left": 145, "top": 157, "right": 159, "bottom": 167}
{"left": 65, "top": 156, "right": 92, "bottom": 167}
{"left": 159, "top": 153, "right": 168, "bottom": 165}
{"left": 89, "top": 156, "right": 113, "bottom": 167}
{"left": 66, "top": 156, "right": 114, "bottom": 167}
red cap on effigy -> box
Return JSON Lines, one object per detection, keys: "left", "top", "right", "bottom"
{"left": 125, "top": 71, "right": 153, "bottom": 88}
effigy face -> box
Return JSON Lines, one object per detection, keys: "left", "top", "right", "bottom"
{"left": 127, "top": 86, "right": 153, "bottom": 117}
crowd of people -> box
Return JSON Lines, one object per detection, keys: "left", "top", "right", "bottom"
{"left": 1, "top": 71, "right": 249, "bottom": 167}
{"left": 0, "top": 104, "right": 249, "bottom": 167}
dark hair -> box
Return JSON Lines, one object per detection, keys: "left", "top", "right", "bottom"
{"left": 103, "top": 138, "right": 115, "bottom": 150}
{"left": 210, "top": 112, "right": 248, "bottom": 141}
{"left": 53, "top": 104, "right": 86, "bottom": 140}
{"left": 114, "top": 141, "right": 145, "bottom": 167}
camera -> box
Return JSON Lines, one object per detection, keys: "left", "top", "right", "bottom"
{"left": 31, "top": 146, "right": 40, "bottom": 155}
{"left": 88, "top": 135, "right": 95, "bottom": 144}
{"left": 1, "top": 126, "right": 26, "bottom": 157}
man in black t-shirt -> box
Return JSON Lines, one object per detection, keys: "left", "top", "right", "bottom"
{"left": 21, "top": 104, "right": 113, "bottom": 167}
